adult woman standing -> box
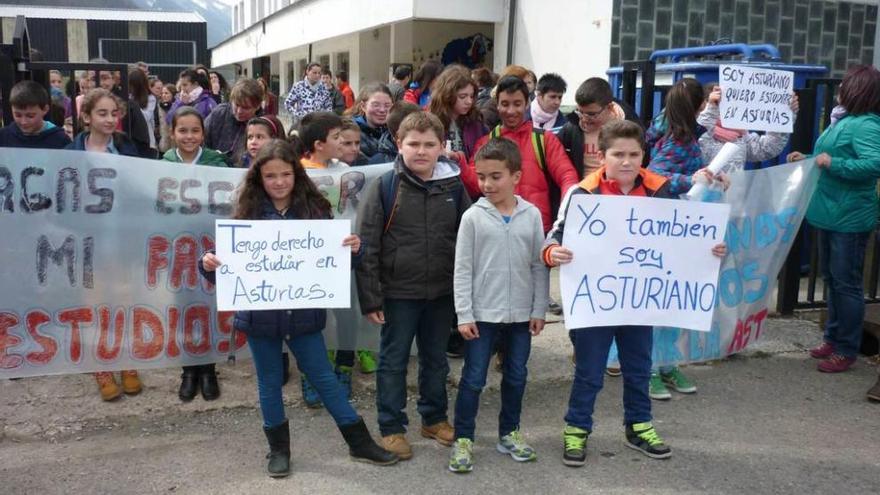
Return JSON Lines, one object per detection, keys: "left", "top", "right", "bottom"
{"left": 428, "top": 65, "right": 487, "bottom": 163}
{"left": 788, "top": 65, "right": 880, "bottom": 375}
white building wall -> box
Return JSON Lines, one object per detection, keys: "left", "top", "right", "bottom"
{"left": 494, "top": 0, "right": 615, "bottom": 106}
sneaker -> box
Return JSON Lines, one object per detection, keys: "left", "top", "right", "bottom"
{"left": 562, "top": 425, "right": 588, "bottom": 467}
{"left": 649, "top": 373, "right": 672, "bottom": 400}
{"left": 625, "top": 422, "right": 672, "bottom": 459}
{"left": 120, "top": 370, "right": 142, "bottom": 395}
{"left": 809, "top": 342, "right": 835, "bottom": 359}
{"left": 867, "top": 375, "right": 880, "bottom": 402}
{"left": 421, "top": 421, "right": 455, "bottom": 446}
{"left": 497, "top": 430, "right": 536, "bottom": 462}
{"left": 356, "top": 350, "right": 378, "bottom": 374}
{"left": 94, "top": 372, "right": 122, "bottom": 401}
{"left": 335, "top": 366, "right": 353, "bottom": 401}
{"left": 661, "top": 367, "right": 697, "bottom": 394}
{"left": 381, "top": 433, "right": 413, "bottom": 460}
{"left": 605, "top": 367, "right": 622, "bottom": 377}
{"left": 448, "top": 438, "right": 474, "bottom": 473}
{"left": 548, "top": 300, "right": 564, "bottom": 316}
{"left": 817, "top": 354, "right": 856, "bottom": 373}
{"left": 300, "top": 375, "right": 323, "bottom": 408}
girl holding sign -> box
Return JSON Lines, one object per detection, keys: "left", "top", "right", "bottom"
{"left": 199, "top": 140, "right": 398, "bottom": 478}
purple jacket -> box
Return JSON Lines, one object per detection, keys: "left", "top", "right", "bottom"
{"left": 461, "top": 119, "right": 488, "bottom": 161}
{"left": 166, "top": 91, "right": 217, "bottom": 125}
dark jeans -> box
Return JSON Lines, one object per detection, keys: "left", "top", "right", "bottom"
{"left": 818, "top": 228, "right": 870, "bottom": 358}
{"left": 454, "top": 321, "right": 531, "bottom": 440}
{"left": 376, "top": 296, "right": 453, "bottom": 436}
{"left": 248, "top": 331, "right": 360, "bottom": 428}
{"left": 566, "top": 325, "right": 653, "bottom": 431}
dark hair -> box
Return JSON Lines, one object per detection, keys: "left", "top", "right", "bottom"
{"left": 171, "top": 106, "right": 205, "bottom": 131}
{"left": 321, "top": 66, "right": 333, "bottom": 77}
{"left": 472, "top": 68, "right": 494, "bottom": 88}
{"left": 128, "top": 69, "right": 150, "bottom": 109}
{"left": 495, "top": 75, "right": 530, "bottom": 102}
{"left": 702, "top": 81, "right": 719, "bottom": 101}
{"left": 300, "top": 112, "right": 344, "bottom": 153}
{"left": 337, "top": 70, "right": 349, "bottom": 83}
{"left": 247, "top": 115, "right": 285, "bottom": 138}
{"left": 10, "top": 80, "right": 49, "bottom": 108}
{"left": 396, "top": 111, "right": 445, "bottom": 142}
{"left": 598, "top": 119, "right": 645, "bottom": 152}
{"left": 164, "top": 83, "right": 178, "bottom": 98}
{"left": 838, "top": 64, "right": 880, "bottom": 116}
{"left": 234, "top": 139, "right": 330, "bottom": 220}
{"left": 306, "top": 62, "right": 322, "bottom": 72}
{"left": 412, "top": 60, "right": 442, "bottom": 91}
{"left": 180, "top": 68, "right": 209, "bottom": 91}
{"left": 575, "top": 78, "right": 613, "bottom": 107}
{"left": 393, "top": 64, "right": 412, "bottom": 81}
{"left": 428, "top": 65, "right": 481, "bottom": 131}
{"left": 537, "top": 73, "right": 567, "bottom": 95}
{"left": 209, "top": 71, "right": 229, "bottom": 92}
{"left": 474, "top": 137, "right": 522, "bottom": 173}
{"left": 387, "top": 101, "right": 421, "bottom": 137}
{"left": 663, "top": 78, "right": 704, "bottom": 142}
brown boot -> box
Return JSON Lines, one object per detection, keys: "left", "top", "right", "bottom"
{"left": 380, "top": 433, "right": 413, "bottom": 460}
{"left": 94, "top": 372, "right": 122, "bottom": 401}
{"left": 120, "top": 370, "right": 142, "bottom": 395}
{"left": 868, "top": 374, "right": 880, "bottom": 402}
{"left": 420, "top": 421, "right": 454, "bottom": 446}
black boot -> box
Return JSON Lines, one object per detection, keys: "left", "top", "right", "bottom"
{"left": 263, "top": 420, "right": 291, "bottom": 478}
{"left": 199, "top": 364, "right": 220, "bottom": 401}
{"left": 339, "top": 419, "right": 399, "bottom": 466}
{"left": 178, "top": 366, "right": 198, "bottom": 402}
{"left": 281, "top": 352, "right": 291, "bottom": 386}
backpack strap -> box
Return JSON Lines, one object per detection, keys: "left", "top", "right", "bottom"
{"left": 531, "top": 128, "right": 546, "bottom": 170}
{"left": 490, "top": 125, "right": 502, "bottom": 139}
{"left": 379, "top": 169, "right": 401, "bottom": 233}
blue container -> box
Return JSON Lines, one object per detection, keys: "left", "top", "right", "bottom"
{"left": 607, "top": 44, "right": 828, "bottom": 169}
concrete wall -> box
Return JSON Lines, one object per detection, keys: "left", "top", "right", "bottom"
{"left": 1, "top": 17, "right": 15, "bottom": 44}
{"left": 494, "top": 0, "right": 614, "bottom": 106}
{"left": 67, "top": 20, "right": 89, "bottom": 63}
{"left": 358, "top": 25, "right": 391, "bottom": 89}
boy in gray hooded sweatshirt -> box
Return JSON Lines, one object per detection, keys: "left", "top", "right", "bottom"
{"left": 448, "top": 138, "right": 550, "bottom": 473}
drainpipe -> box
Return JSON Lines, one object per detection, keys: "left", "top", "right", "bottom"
{"left": 506, "top": 0, "right": 516, "bottom": 65}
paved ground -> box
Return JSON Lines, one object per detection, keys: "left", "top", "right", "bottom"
{"left": 2, "top": 312, "right": 879, "bottom": 494}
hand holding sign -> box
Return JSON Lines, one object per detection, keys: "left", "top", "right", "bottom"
{"left": 718, "top": 64, "right": 795, "bottom": 133}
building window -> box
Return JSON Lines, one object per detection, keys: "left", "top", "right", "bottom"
{"left": 233, "top": 5, "right": 239, "bottom": 33}
{"left": 251, "top": 0, "right": 257, "bottom": 25}
{"left": 257, "top": 0, "right": 265, "bottom": 20}
{"left": 297, "top": 58, "right": 307, "bottom": 80}
{"left": 318, "top": 54, "right": 330, "bottom": 71}
{"left": 335, "top": 52, "right": 350, "bottom": 75}
{"left": 286, "top": 61, "right": 295, "bottom": 89}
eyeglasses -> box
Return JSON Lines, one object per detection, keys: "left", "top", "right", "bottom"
{"left": 575, "top": 107, "right": 607, "bottom": 120}
{"left": 367, "top": 103, "right": 392, "bottom": 111}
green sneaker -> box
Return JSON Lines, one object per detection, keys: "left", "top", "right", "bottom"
{"left": 357, "top": 349, "right": 378, "bottom": 374}
{"left": 562, "top": 425, "right": 588, "bottom": 467}
{"left": 625, "top": 422, "right": 672, "bottom": 459}
{"left": 448, "top": 438, "right": 474, "bottom": 473}
{"left": 661, "top": 367, "right": 697, "bottom": 393}
{"left": 649, "top": 373, "right": 671, "bottom": 400}
{"left": 496, "top": 430, "right": 536, "bottom": 462}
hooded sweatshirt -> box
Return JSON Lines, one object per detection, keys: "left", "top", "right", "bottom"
{"left": 454, "top": 196, "right": 549, "bottom": 324}
{"left": 0, "top": 121, "right": 71, "bottom": 149}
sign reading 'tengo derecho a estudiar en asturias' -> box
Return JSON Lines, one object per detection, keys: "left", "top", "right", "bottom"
{"left": 214, "top": 219, "right": 352, "bottom": 311}
{"left": 560, "top": 195, "right": 730, "bottom": 332}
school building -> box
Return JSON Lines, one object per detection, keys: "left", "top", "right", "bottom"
{"left": 0, "top": 5, "right": 209, "bottom": 85}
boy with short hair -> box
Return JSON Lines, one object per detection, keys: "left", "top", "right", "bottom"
{"left": 339, "top": 118, "right": 369, "bottom": 166}
{"left": 527, "top": 73, "right": 568, "bottom": 132}
{"left": 356, "top": 111, "right": 471, "bottom": 460}
{"left": 0, "top": 80, "right": 72, "bottom": 149}
{"left": 300, "top": 111, "right": 345, "bottom": 169}
{"left": 368, "top": 100, "right": 421, "bottom": 164}
{"left": 447, "top": 138, "right": 548, "bottom": 473}
{"left": 543, "top": 120, "right": 726, "bottom": 466}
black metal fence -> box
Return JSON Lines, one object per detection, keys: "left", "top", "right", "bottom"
{"left": 617, "top": 60, "right": 880, "bottom": 315}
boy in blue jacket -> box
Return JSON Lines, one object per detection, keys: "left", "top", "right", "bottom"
{"left": 0, "top": 81, "right": 71, "bottom": 149}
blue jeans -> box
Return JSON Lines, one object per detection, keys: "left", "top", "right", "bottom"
{"left": 566, "top": 325, "right": 653, "bottom": 431}
{"left": 818, "top": 229, "right": 870, "bottom": 358}
{"left": 454, "top": 322, "right": 532, "bottom": 440}
{"left": 248, "top": 331, "right": 360, "bottom": 428}
{"left": 376, "top": 296, "right": 453, "bottom": 436}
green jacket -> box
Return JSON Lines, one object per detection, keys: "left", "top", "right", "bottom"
{"left": 806, "top": 113, "right": 880, "bottom": 233}
{"left": 161, "top": 147, "right": 229, "bottom": 167}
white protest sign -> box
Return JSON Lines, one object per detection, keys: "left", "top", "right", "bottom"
{"left": 214, "top": 219, "right": 351, "bottom": 311}
{"left": 718, "top": 64, "right": 794, "bottom": 133}
{"left": 559, "top": 195, "right": 730, "bottom": 331}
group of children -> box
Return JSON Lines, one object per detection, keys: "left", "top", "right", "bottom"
{"left": 2, "top": 63, "right": 803, "bottom": 479}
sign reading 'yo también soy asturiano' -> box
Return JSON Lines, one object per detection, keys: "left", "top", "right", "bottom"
{"left": 559, "top": 195, "right": 730, "bottom": 332}
{"left": 718, "top": 64, "right": 795, "bottom": 133}
{"left": 214, "top": 219, "right": 352, "bottom": 311}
